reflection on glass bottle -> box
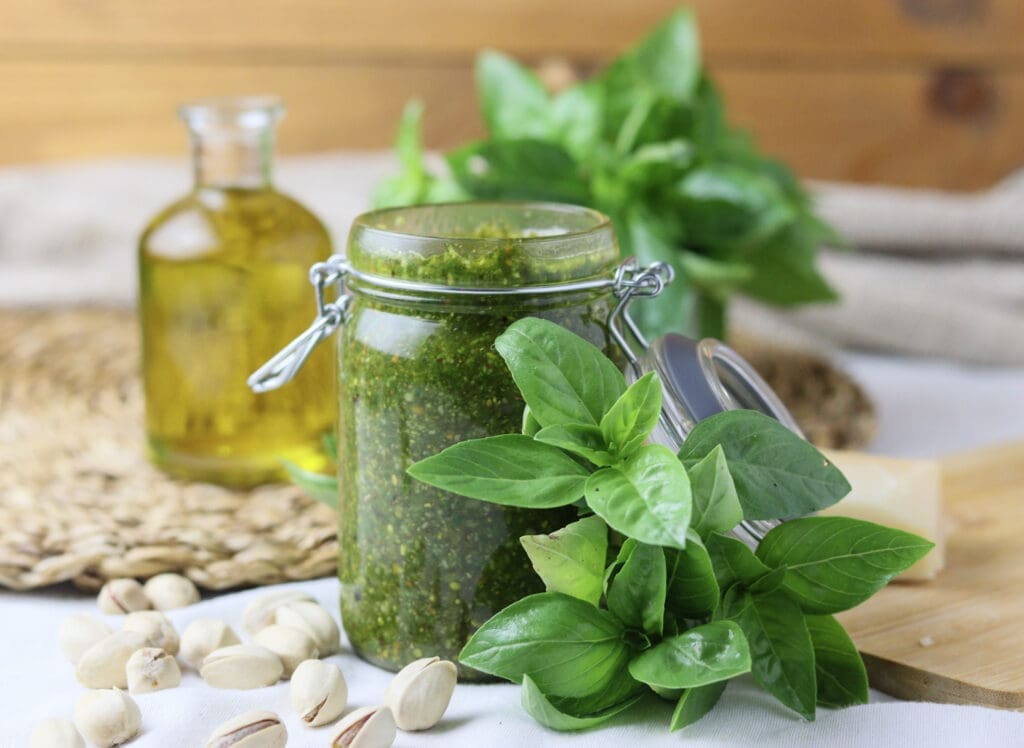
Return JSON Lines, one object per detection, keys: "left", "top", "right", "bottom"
{"left": 139, "top": 97, "right": 333, "bottom": 486}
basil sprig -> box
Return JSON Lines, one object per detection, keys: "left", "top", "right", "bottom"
{"left": 409, "top": 318, "right": 933, "bottom": 732}
{"left": 374, "top": 9, "right": 840, "bottom": 340}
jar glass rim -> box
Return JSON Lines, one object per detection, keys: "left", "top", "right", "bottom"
{"left": 348, "top": 201, "right": 619, "bottom": 288}
{"left": 352, "top": 201, "right": 613, "bottom": 244}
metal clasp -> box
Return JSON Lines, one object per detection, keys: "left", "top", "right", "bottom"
{"left": 607, "top": 259, "right": 675, "bottom": 373}
{"left": 247, "top": 255, "right": 351, "bottom": 393}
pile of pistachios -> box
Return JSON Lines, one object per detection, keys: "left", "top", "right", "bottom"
{"left": 31, "top": 576, "right": 458, "bottom": 747}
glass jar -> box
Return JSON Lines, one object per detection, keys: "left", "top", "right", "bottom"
{"left": 138, "top": 96, "right": 334, "bottom": 487}
{"left": 342, "top": 203, "right": 625, "bottom": 678}
{"left": 250, "top": 201, "right": 800, "bottom": 678}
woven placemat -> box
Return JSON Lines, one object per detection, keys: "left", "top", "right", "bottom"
{"left": 0, "top": 308, "right": 873, "bottom": 592}
{"left": 0, "top": 309, "right": 337, "bottom": 592}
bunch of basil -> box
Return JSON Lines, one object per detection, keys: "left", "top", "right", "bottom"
{"left": 408, "top": 317, "right": 932, "bottom": 732}
{"left": 373, "top": 8, "right": 839, "bottom": 340}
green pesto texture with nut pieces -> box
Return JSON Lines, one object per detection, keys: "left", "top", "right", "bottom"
{"left": 337, "top": 221, "right": 620, "bottom": 680}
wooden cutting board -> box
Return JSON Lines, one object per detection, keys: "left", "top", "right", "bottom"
{"left": 838, "top": 441, "right": 1024, "bottom": 708}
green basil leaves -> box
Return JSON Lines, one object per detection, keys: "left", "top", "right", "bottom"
{"left": 405, "top": 318, "right": 933, "bottom": 733}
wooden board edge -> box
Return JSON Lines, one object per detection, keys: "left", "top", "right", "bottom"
{"left": 862, "top": 652, "right": 1024, "bottom": 710}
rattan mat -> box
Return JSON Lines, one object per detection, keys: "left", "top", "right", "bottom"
{"left": 0, "top": 309, "right": 873, "bottom": 592}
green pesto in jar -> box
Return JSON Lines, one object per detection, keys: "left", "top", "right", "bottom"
{"left": 337, "top": 203, "right": 621, "bottom": 679}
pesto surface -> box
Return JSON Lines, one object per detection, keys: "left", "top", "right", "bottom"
{"left": 338, "top": 226, "right": 620, "bottom": 679}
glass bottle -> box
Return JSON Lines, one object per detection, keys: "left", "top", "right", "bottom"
{"left": 138, "top": 96, "right": 334, "bottom": 487}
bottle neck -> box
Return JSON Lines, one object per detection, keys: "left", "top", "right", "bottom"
{"left": 179, "top": 97, "right": 283, "bottom": 190}
{"left": 190, "top": 127, "right": 274, "bottom": 189}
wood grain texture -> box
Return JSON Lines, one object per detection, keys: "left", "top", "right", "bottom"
{"left": 2, "top": 1, "right": 1022, "bottom": 63}
{"left": 1, "top": 0, "right": 1023, "bottom": 186}
{"left": 839, "top": 441, "right": 1024, "bottom": 708}
{"left": 2, "top": 59, "right": 1021, "bottom": 189}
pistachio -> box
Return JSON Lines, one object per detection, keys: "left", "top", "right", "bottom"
{"left": 75, "top": 630, "right": 148, "bottom": 689}
{"left": 200, "top": 644, "right": 283, "bottom": 689}
{"left": 126, "top": 646, "right": 182, "bottom": 694}
{"left": 242, "top": 589, "right": 315, "bottom": 636}
{"left": 205, "top": 710, "right": 287, "bottom": 748}
{"left": 329, "top": 706, "right": 396, "bottom": 748}
{"left": 30, "top": 717, "right": 85, "bottom": 748}
{"left": 290, "top": 659, "right": 348, "bottom": 727}
{"left": 97, "top": 578, "right": 152, "bottom": 614}
{"left": 180, "top": 618, "right": 240, "bottom": 669}
{"left": 384, "top": 656, "right": 458, "bottom": 731}
{"left": 74, "top": 689, "right": 141, "bottom": 748}
{"left": 143, "top": 572, "right": 200, "bottom": 610}
{"left": 58, "top": 613, "right": 112, "bottom": 665}
{"left": 122, "top": 610, "right": 180, "bottom": 655}
{"left": 274, "top": 600, "right": 341, "bottom": 656}
{"left": 252, "top": 624, "right": 318, "bottom": 678}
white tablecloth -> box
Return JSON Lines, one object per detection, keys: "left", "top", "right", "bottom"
{"left": 5, "top": 352, "right": 1024, "bottom": 747}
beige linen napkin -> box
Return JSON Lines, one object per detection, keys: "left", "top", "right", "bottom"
{"left": 734, "top": 174, "right": 1024, "bottom": 364}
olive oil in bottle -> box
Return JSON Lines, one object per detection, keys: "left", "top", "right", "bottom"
{"left": 139, "top": 97, "right": 333, "bottom": 486}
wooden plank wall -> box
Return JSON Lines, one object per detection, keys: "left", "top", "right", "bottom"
{"left": 2, "top": 1, "right": 1022, "bottom": 188}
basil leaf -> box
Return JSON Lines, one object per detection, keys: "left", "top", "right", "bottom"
{"left": 741, "top": 223, "right": 838, "bottom": 306}
{"left": 628, "top": 621, "right": 751, "bottom": 689}
{"left": 756, "top": 516, "right": 935, "bottom": 614}
{"left": 600, "top": 372, "right": 662, "bottom": 460}
{"left": 603, "top": 8, "right": 700, "bottom": 106}
{"left": 674, "top": 164, "right": 795, "bottom": 249}
{"left": 678, "top": 251, "right": 754, "bottom": 299}
{"left": 607, "top": 542, "right": 666, "bottom": 636}
{"left": 602, "top": 537, "right": 636, "bottom": 596}
{"left": 806, "top": 614, "right": 869, "bottom": 709}
{"left": 621, "top": 210, "right": 694, "bottom": 341}
{"left": 665, "top": 530, "right": 719, "bottom": 619}
{"left": 705, "top": 533, "right": 772, "bottom": 591}
{"left": 679, "top": 410, "right": 851, "bottom": 520}
{"left": 747, "top": 567, "right": 788, "bottom": 596}
{"left": 447, "top": 139, "right": 589, "bottom": 204}
{"left": 722, "top": 586, "right": 817, "bottom": 721}
{"left": 282, "top": 460, "right": 337, "bottom": 510}
{"left": 619, "top": 139, "right": 695, "bottom": 187}
{"left": 585, "top": 445, "right": 691, "bottom": 549}
{"left": 495, "top": 317, "right": 626, "bottom": 428}
{"left": 522, "top": 406, "right": 542, "bottom": 437}
{"left": 459, "top": 592, "right": 629, "bottom": 699}
{"left": 407, "top": 434, "right": 588, "bottom": 508}
{"left": 670, "top": 681, "right": 727, "bottom": 732}
{"left": 687, "top": 445, "right": 743, "bottom": 538}
{"left": 520, "top": 516, "right": 608, "bottom": 606}
{"left": 476, "top": 51, "right": 552, "bottom": 139}
{"left": 535, "top": 424, "right": 615, "bottom": 467}
{"left": 521, "top": 674, "right": 642, "bottom": 732}
{"left": 551, "top": 81, "right": 604, "bottom": 161}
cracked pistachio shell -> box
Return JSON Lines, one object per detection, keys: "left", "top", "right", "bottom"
{"left": 74, "top": 689, "right": 141, "bottom": 748}
{"left": 384, "top": 656, "right": 458, "bottom": 731}
{"left": 58, "top": 613, "right": 112, "bottom": 665}
{"left": 30, "top": 717, "right": 85, "bottom": 748}
{"left": 97, "top": 579, "right": 152, "bottom": 615}
{"left": 143, "top": 573, "right": 200, "bottom": 610}
{"left": 122, "top": 610, "right": 180, "bottom": 655}
{"left": 180, "top": 618, "right": 241, "bottom": 669}
{"left": 205, "top": 710, "right": 287, "bottom": 748}
{"left": 75, "top": 630, "right": 148, "bottom": 689}
{"left": 201, "top": 644, "right": 283, "bottom": 689}
{"left": 329, "top": 706, "right": 396, "bottom": 748}
{"left": 242, "top": 590, "right": 315, "bottom": 636}
{"left": 290, "top": 659, "right": 348, "bottom": 727}
{"left": 126, "top": 646, "right": 182, "bottom": 694}
{"left": 274, "top": 600, "right": 341, "bottom": 656}
{"left": 252, "top": 624, "right": 318, "bottom": 678}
